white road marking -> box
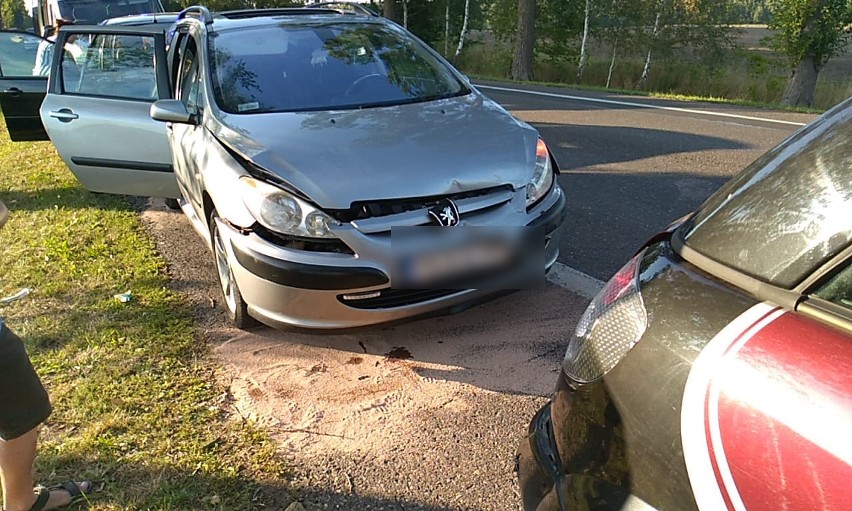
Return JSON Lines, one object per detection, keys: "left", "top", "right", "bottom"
{"left": 547, "top": 262, "right": 604, "bottom": 299}
{"left": 476, "top": 84, "right": 808, "bottom": 127}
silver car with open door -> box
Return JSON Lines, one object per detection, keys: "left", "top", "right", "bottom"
{"left": 1, "top": 7, "right": 567, "bottom": 331}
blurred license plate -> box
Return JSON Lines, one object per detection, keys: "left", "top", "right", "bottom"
{"left": 403, "top": 241, "right": 512, "bottom": 284}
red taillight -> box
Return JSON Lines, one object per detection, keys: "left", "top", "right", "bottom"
{"left": 563, "top": 251, "right": 648, "bottom": 384}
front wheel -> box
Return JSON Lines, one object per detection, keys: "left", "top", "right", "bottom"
{"left": 210, "top": 210, "right": 257, "bottom": 329}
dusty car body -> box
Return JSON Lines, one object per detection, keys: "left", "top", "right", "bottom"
{"left": 0, "top": 6, "right": 565, "bottom": 330}
{"left": 517, "top": 98, "right": 852, "bottom": 510}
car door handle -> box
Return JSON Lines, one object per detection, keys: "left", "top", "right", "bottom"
{"left": 2, "top": 88, "right": 23, "bottom": 97}
{"left": 48, "top": 109, "right": 79, "bottom": 122}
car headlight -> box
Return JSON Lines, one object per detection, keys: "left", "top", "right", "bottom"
{"left": 239, "top": 177, "right": 338, "bottom": 238}
{"left": 526, "top": 138, "right": 555, "bottom": 207}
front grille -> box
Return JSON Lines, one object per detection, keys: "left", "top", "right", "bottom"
{"left": 330, "top": 185, "right": 513, "bottom": 222}
{"left": 338, "top": 288, "right": 462, "bottom": 309}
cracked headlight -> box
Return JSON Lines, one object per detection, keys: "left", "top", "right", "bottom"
{"left": 239, "top": 177, "right": 338, "bottom": 238}
{"left": 526, "top": 138, "right": 555, "bottom": 207}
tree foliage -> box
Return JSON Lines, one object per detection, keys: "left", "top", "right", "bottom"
{"left": 767, "top": 0, "right": 852, "bottom": 70}
{"left": 0, "top": 0, "right": 25, "bottom": 29}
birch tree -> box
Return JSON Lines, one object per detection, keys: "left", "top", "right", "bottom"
{"left": 577, "top": 0, "right": 592, "bottom": 81}
{"left": 638, "top": 0, "right": 664, "bottom": 89}
{"left": 455, "top": 0, "right": 471, "bottom": 57}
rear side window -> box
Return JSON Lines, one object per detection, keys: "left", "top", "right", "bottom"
{"left": 63, "top": 32, "right": 157, "bottom": 100}
{"left": 0, "top": 31, "right": 46, "bottom": 76}
{"left": 208, "top": 22, "right": 468, "bottom": 114}
{"left": 677, "top": 104, "right": 852, "bottom": 288}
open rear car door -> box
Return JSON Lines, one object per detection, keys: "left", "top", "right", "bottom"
{"left": 1, "top": 26, "right": 180, "bottom": 198}
{"left": 0, "top": 30, "right": 50, "bottom": 141}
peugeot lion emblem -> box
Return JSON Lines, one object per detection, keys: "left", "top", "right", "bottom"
{"left": 428, "top": 199, "right": 460, "bottom": 227}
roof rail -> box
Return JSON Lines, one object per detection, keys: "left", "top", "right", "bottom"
{"left": 310, "top": 2, "right": 380, "bottom": 16}
{"left": 219, "top": 8, "right": 343, "bottom": 19}
{"left": 177, "top": 6, "right": 214, "bottom": 24}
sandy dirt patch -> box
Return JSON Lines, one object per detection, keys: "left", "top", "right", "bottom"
{"left": 138, "top": 199, "right": 588, "bottom": 510}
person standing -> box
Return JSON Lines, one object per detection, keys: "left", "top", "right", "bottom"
{"left": 0, "top": 199, "right": 92, "bottom": 511}
{"left": 32, "top": 19, "right": 80, "bottom": 77}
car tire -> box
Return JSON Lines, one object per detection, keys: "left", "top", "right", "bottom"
{"left": 164, "top": 198, "right": 181, "bottom": 211}
{"left": 209, "top": 209, "right": 258, "bottom": 330}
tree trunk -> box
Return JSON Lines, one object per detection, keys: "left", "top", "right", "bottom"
{"left": 606, "top": 35, "right": 618, "bottom": 89}
{"left": 638, "top": 6, "right": 662, "bottom": 89}
{"left": 781, "top": 56, "right": 820, "bottom": 107}
{"left": 455, "top": 0, "right": 471, "bottom": 57}
{"left": 511, "top": 0, "right": 536, "bottom": 81}
{"left": 403, "top": 0, "right": 408, "bottom": 28}
{"left": 577, "top": 0, "right": 591, "bottom": 82}
{"left": 444, "top": 0, "right": 450, "bottom": 56}
{"left": 383, "top": 0, "right": 399, "bottom": 23}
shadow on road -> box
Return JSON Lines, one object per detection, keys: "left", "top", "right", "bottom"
{"left": 556, "top": 170, "right": 730, "bottom": 280}
{"left": 535, "top": 123, "right": 750, "bottom": 171}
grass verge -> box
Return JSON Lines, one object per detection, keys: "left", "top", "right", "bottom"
{"left": 0, "top": 122, "right": 288, "bottom": 510}
{"left": 454, "top": 42, "right": 848, "bottom": 113}
{"left": 466, "top": 72, "right": 825, "bottom": 114}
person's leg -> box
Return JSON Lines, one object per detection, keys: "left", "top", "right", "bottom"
{"left": 0, "top": 322, "right": 90, "bottom": 511}
{"left": 0, "top": 429, "right": 86, "bottom": 510}
{"left": 0, "top": 428, "right": 39, "bottom": 511}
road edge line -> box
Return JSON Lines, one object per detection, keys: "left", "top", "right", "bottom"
{"left": 547, "top": 262, "right": 605, "bottom": 299}
{"left": 476, "top": 84, "right": 808, "bottom": 127}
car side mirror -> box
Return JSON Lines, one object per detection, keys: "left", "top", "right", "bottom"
{"left": 150, "top": 99, "right": 195, "bottom": 124}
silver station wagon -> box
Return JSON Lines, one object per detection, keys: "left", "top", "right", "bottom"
{"left": 0, "top": 5, "right": 566, "bottom": 329}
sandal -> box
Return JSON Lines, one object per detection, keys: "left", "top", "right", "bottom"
{"left": 28, "top": 481, "right": 93, "bottom": 511}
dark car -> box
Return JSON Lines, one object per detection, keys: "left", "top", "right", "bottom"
{"left": 517, "top": 97, "right": 852, "bottom": 510}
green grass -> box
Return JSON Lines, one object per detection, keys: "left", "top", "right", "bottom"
{"left": 0, "top": 123, "right": 289, "bottom": 510}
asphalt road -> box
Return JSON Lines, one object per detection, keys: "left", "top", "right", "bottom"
{"left": 476, "top": 80, "right": 815, "bottom": 281}
{"left": 135, "top": 82, "right": 819, "bottom": 511}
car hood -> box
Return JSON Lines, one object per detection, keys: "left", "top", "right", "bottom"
{"left": 208, "top": 92, "right": 539, "bottom": 209}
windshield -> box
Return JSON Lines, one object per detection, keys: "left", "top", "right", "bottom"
{"left": 208, "top": 22, "right": 469, "bottom": 114}
{"left": 676, "top": 101, "right": 852, "bottom": 289}
{"left": 57, "top": 0, "right": 163, "bottom": 24}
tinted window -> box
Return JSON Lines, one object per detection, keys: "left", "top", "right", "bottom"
{"left": 677, "top": 103, "right": 852, "bottom": 288}
{"left": 64, "top": 33, "right": 157, "bottom": 100}
{"left": 0, "top": 31, "right": 47, "bottom": 77}
{"left": 815, "top": 262, "right": 852, "bottom": 312}
{"left": 208, "top": 22, "right": 468, "bottom": 114}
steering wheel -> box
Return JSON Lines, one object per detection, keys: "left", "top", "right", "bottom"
{"left": 344, "top": 73, "right": 386, "bottom": 96}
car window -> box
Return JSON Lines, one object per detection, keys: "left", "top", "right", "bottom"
{"left": 676, "top": 103, "right": 852, "bottom": 289}
{"left": 815, "top": 262, "right": 852, "bottom": 312}
{"left": 0, "top": 31, "right": 50, "bottom": 77}
{"left": 168, "top": 31, "right": 188, "bottom": 89}
{"left": 208, "top": 22, "right": 468, "bottom": 114}
{"left": 63, "top": 32, "right": 157, "bottom": 100}
{"left": 176, "top": 37, "right": 196, "bottom": 99}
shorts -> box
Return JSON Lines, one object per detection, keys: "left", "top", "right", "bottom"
{"left": 0, "top": 322, "right": 52, "bottom": 441}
